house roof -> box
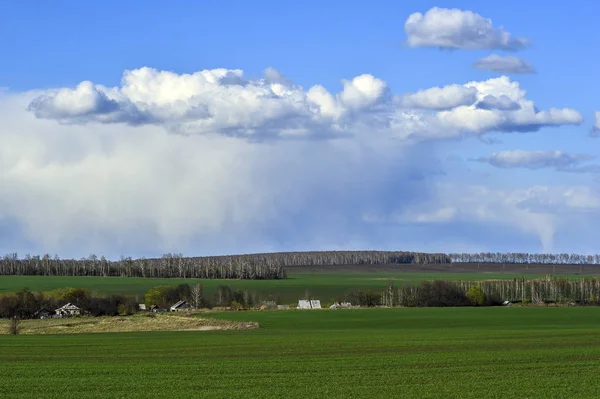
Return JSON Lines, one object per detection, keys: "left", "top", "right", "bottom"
{"left": 170, "top": 300, "right": 189, "bottom": 308}
{"left": 56, "top": 303, "right": 80, "bottom": 311}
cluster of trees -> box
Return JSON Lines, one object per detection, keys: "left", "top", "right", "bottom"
{"left": 0, "top": 288, "right": 138, "bottom": 319}
{"left": 452, "top": 277, "right": 600, "bottom": 304}
{"left": 379, "top": 276, "right": 600, "bottom": 307}
{"left": 142, "top": 283, "right": 262, "bottom": 309}
{"left": 449, "top": 253, "right": 600, "bottom": 265}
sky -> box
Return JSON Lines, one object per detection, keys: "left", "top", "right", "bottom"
{"left": 1, "top": 1, "right": 599, "bottom": 259}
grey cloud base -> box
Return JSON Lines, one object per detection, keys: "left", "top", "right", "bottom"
{"left": 473, "top": 54, "right": 536, "bottom": 74}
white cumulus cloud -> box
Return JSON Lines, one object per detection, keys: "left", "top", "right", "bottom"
{"left": 404, "top": 7, "right": 528, "bottom": 50}
{"left": 26, "top": 68, "right": 582, "bottom": 143}
{"left": 473, "top": 54, "right": 536, "bottom": 74}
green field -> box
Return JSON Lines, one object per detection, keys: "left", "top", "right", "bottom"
{"left": 1, "top": 307, "right": 600, "bottom": 398}
{"left": 1, "top": 270, "right": 595, "bottom": 303}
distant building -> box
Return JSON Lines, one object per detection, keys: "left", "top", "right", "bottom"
{"left": 297, "top": 300, "right": 321, "bottom": 309}
{"left": 329, "top": 302, "right": 352, "bottom": 309}
{"left": 138, "top": 304, "right": 147, "bottom": 311}
{"left": 55, "top": 303, "right": 81, "bottom": 317}
{"left": 260, "top": 301, "right": 277, "bottom": 310}
{"left": 33, "top": 308, "right": 52, "bottom": 319}
{"left": 150, "top": 305, "right": 167, "bottom": 313}
{"left": 170, "top": 300, "right": 192, "bottom": 312}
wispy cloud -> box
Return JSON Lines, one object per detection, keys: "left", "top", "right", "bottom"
{"left": 473, "top": 54, "right": 536, "bottom": 74}
{"left": 475, "top": 150, "right": 600, "bottom": 173}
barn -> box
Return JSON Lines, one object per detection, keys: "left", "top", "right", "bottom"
{"left": 170, "top": 300, "right": 192, "bottom": 312}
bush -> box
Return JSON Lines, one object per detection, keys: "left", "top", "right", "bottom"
{"left": 466, "top": 286, "right": 486, "bottom": 306}
{"left": 415, "top": 281, "right": 470, "bottom": 307}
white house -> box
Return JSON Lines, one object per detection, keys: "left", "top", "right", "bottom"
{"left": 297, "top": 299, "right": 321, "bottom": 309}
{"left": 55, "top": 303, "right": 81, "bottom": 317}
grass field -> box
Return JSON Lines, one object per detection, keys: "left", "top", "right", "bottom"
{"left": 2, "top": 266, "right": 598, "bottom": 303}
{"left": 1, "top": 307, "right": 600, "bottom": 398}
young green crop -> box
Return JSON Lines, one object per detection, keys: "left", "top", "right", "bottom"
{"left": 1, "top": 307, "right": 600, "bottom": 398}
{"left": 1, "top": 271, "right": 592, "bottom": 303}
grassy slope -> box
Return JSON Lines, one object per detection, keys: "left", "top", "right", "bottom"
{"left": 1, "top": 307, "right": 600, "bottom": 398}
{"left": 1, "top": 270, "right": 597, "bottom": 303}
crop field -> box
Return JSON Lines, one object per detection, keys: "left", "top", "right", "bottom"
{"left": 1, "top": 263, "right": 598, "bottom": 303}
{"left": 1, "top": 307, "right": 600, "bottom": 398}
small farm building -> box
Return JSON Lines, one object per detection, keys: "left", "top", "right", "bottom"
{"left": 260, "top": 301, "right": 277, "bottom": 310}
{"left": 138, "top": 304, "right": 147, "bottom": 311}
{"left": 297, "top": 300, "right": 321, "bottom": 309}
{"left": 150, "top": 305, "right": 167, "bottom": 313}
{"left": 329, "top": 302, "right": 353, "bottom": 309}
{"left": 55, "top": 303, "right": 81, "bottom": 317}
{"left": 33, "top": 308, "right": 52, "bottom": 319}
{"left": 170, "top": 300, "right": 192, "bottom": 312}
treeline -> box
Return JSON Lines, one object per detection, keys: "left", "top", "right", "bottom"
{"left": 0, "top": 283, "right": 269, "bottom": 319}
{"left": 2, "top": 250, "right": 600, "bottom": 279}
{"left": 380, "top": 277, "right": 600, "bottom": 307}
{"left": 0, "top": 288, "right": 138, "bottom": 319}
{"left": 449, "top": 253, "right": 600, "bottom": 265}
{"left": 0, "top": 251, "right": 450, "bottom": 278}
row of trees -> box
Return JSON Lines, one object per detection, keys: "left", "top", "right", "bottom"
{"left": 379, "top": 276, "right": 600, "bottom": 307}
{"left": 3, "top": 251, "right": 600, "bottom": 279}
{"left": 0, "top": 251, "right": 451, "bottom": 278}
{"left": 0, "top": 253, "right": 286, "bottom": 279}
{"left": 449, "top": 252, "right": 600, "bottom": 265}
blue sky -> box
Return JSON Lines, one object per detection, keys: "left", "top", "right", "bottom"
{"left": 1, "top": 1, "right": 599, "bottom": 258}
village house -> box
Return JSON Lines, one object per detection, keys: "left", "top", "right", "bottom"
{"left": 150, "top": 305, "right": 167, "bottom": 312}
{"left": 33, "top": 308, "right": 52, "bottom": 319}
{"left": 55, "top": 303, "right": 81, "bottom": 317}
{"left": 170, "top": 300, "right": 192, "bottom": 312}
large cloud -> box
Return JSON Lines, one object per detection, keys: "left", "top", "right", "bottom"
{"left": 404, "top": 7, "right": 528, "bottom": 50}
{"left": 473, "top": 54, "right": 536, "bottom": 74}
{"left": 1, "top": 69, "right": 592, "bottom": 257}
{"left": 28, "top": 67, "right": 391, "bottom": 140}
{"left": 475, "top": 150, "right": 600, "bottom": 173}
{"left": 27, "top": 68, "right": 582, "bottom": 143}
{"left": 2, "top": 91, "right": 444, "bottom": 257}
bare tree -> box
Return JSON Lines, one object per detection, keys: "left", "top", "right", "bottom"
{"left": 191, "top": 283, "right": 204, "bottom": 309}
{"left": 9, "top": 316, "right": 20, "bottom": 335}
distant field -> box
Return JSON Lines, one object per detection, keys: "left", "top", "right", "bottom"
{"left": 1, "top": 307, "right": 600, "bottom": 398}
{"left": 1, "top": 263, "right": 598, "bottom": 303}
